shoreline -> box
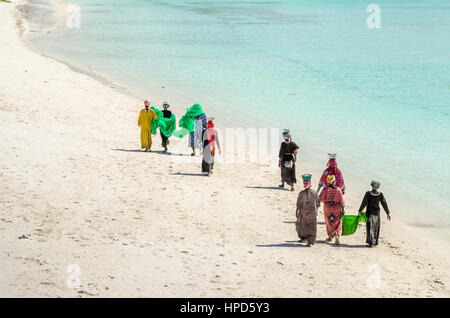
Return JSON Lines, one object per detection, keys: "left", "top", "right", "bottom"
{"left": 1, "top": 0, "right": 449, "bottom": 297}
{"left": 23, "top": 0, "right": 450, "bottom": 245}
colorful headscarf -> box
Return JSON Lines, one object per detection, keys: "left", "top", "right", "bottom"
{"left": 319, "top": 156, "right": 345, "bottom": 190}
{"left": 302, "top": 174, "right": 312, "bottom": 189}
{"left": 207, "top": 120, "right": 216, "bottom": 155}
{"left": 327, "top": 175, "right": 336, "bottom": 185}
{"left": 327, "top": 159, "right": 338, "bottom": 170}
{"left": 303, "top": 180, "right": 311, "bottom": 189}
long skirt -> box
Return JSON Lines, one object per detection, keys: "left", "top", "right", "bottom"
{"left": 202, "top": 144, "right": 215, "bottom": 173}
{"left": 188, "top": 118, "right": 204, "bottom": 149}
{"left": 161, "top": 131, "right": 169, "bottom": 148}
{"left": 140, "top": 127, "right": 152, "bottom": 149}
{"left": 296, "top": 212, "right": 317, "bottom": 245}
{"left": 323, "top": 202, "right": 343, "bottom": 238}
{"left": 366, "top": 214, "right": 381, "bottom": 246}
{"left": 280, "top": 160, "right": 296, "bottom": 186}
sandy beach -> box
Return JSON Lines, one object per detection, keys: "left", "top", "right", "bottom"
{"left": 0, "top": 0, "right": 449, "bottom": 297}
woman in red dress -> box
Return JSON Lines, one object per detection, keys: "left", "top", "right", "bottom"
{"left": 319, "top": 175, "right": 345, "bottom": 245}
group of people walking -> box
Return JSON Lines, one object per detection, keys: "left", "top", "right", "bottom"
{"left": 280, "top": 130, "right": 391, "bottom": 248}
{"left": 139, "top": 104, "right": 391, "bottom": 248}
{"left": 137, "top": 100, "right": 220, "bottom": 176}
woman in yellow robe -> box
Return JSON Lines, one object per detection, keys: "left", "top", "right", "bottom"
{"left": 138, "top": 100, "right": 158, "bottom": 151}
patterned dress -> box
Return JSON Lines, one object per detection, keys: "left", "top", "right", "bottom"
{"left": 296, "top": 189, "right": 320, "bottom": 245}
{"left": 320, "top": 186, "right": 345, "bottom": 238}
{"left": 318, "top": 160, "right": 345, "bottom": 191}
{"left": 189, "top": 114, "right": 207, "bottom": 149}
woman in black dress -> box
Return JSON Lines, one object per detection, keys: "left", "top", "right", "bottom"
{"left": 278, "top": 129, "right": 299, "bottom": 191}
{"left": 160, "top": 101, "right": 172, "bottom": 152}
{"left": 358, "top": 180, "right": 392, "bottom": 247}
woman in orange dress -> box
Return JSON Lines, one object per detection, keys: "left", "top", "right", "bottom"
{"left": 319, "top": 175, "right": 345, "bottom": 245}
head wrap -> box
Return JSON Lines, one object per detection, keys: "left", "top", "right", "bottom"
{"left": 327, "top": 159, "right": 337, "bottom": 169}
{"left": 371, "top": 180, "right": 380, "bottom": 189}
{"left": 282, "top": 129, "right": 291, "bottom": 141}
{"left": 327, "top": 175, "right": 336, "bottom": 185}
{"left": 162, "top": 101, "right": 170, "bottom": 109}
{"left": 302, "top": 174, "right": 312, "bottom": 189}
{"left": 328, "top": 153, "right": 337, "bottom": 160}
{"left": 206, "top": 120, "right": 216, "bottom": 155}
{"left": 144, "top": 100, "right": 150, "bottom": 107}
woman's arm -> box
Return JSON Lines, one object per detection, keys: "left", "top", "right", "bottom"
{"left": 380, "top": 193, "right": 391, "bottom": 220}
{"left": 358, "top": 192, "right": 368, "bottom": 213}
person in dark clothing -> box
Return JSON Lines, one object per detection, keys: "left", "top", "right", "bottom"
{"left": 358, "top": 180, "right": 392, "bottom": 248}
{"left": 278, "top": 129, "right": 299, "bottom": 191}
{"left": 160, "top": 101, "right": 172, "bottom": 152}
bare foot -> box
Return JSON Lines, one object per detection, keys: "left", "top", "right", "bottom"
{"left": 335, "top": 237, "right": 340, "bottom": 245}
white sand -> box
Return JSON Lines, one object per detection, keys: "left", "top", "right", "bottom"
{"left": 0, "top": 0, "right": 449, "bottom": 297}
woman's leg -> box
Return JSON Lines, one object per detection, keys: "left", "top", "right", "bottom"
{"left": 324, "top": 208, "right": 333, "bottom": 240}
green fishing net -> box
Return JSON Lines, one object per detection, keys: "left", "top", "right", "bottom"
{"left": 150, "top": 107, "right": 177, "bottom": 138}
{"left": 342, "top": 212, "right": 367, "bottom": 236}
{"left": 151, "top": 104, "right": 205, "bottom": 139}
{"left": 178, "top": 103, "right": 205, "bottom": 133}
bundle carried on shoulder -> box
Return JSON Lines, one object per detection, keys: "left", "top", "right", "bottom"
{"left": 178, "top": 103, "right": 204, "bottom": 133}
{"left": 150, "top": 106, "right": 177, "bottom": 138}
{"left": 342, "top": 212, "right": 367, "bottom": 236}
{"left": 150, "top": 103, "right": 205, "bottom": 139}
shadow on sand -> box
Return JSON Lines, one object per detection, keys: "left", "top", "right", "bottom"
{"left": 112, "top": 149, "right": 193, "bottom": 156}
{"left": 245, "top": 186, "right": 290, "bottom": 191}
{"left": 257, "top": 240, "right": 367, "bottom": 249}
{"left": 326, "top": 242, "right": 368, "bottom": 249}
{"left": 283, "top": 221, "right": 325, "bottom": 225}
{"left": 171, "top": 172, "right": 205, "bottom": 177}
{"left": 112, "top": 148, "right": 144, "bottom": 153}
{"left": 256, "top": 240, "right": 327, "bottom": 248}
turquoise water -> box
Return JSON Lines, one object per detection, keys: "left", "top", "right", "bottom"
{"left": 29, "top": 0, "right": 450, "bottom": 233}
